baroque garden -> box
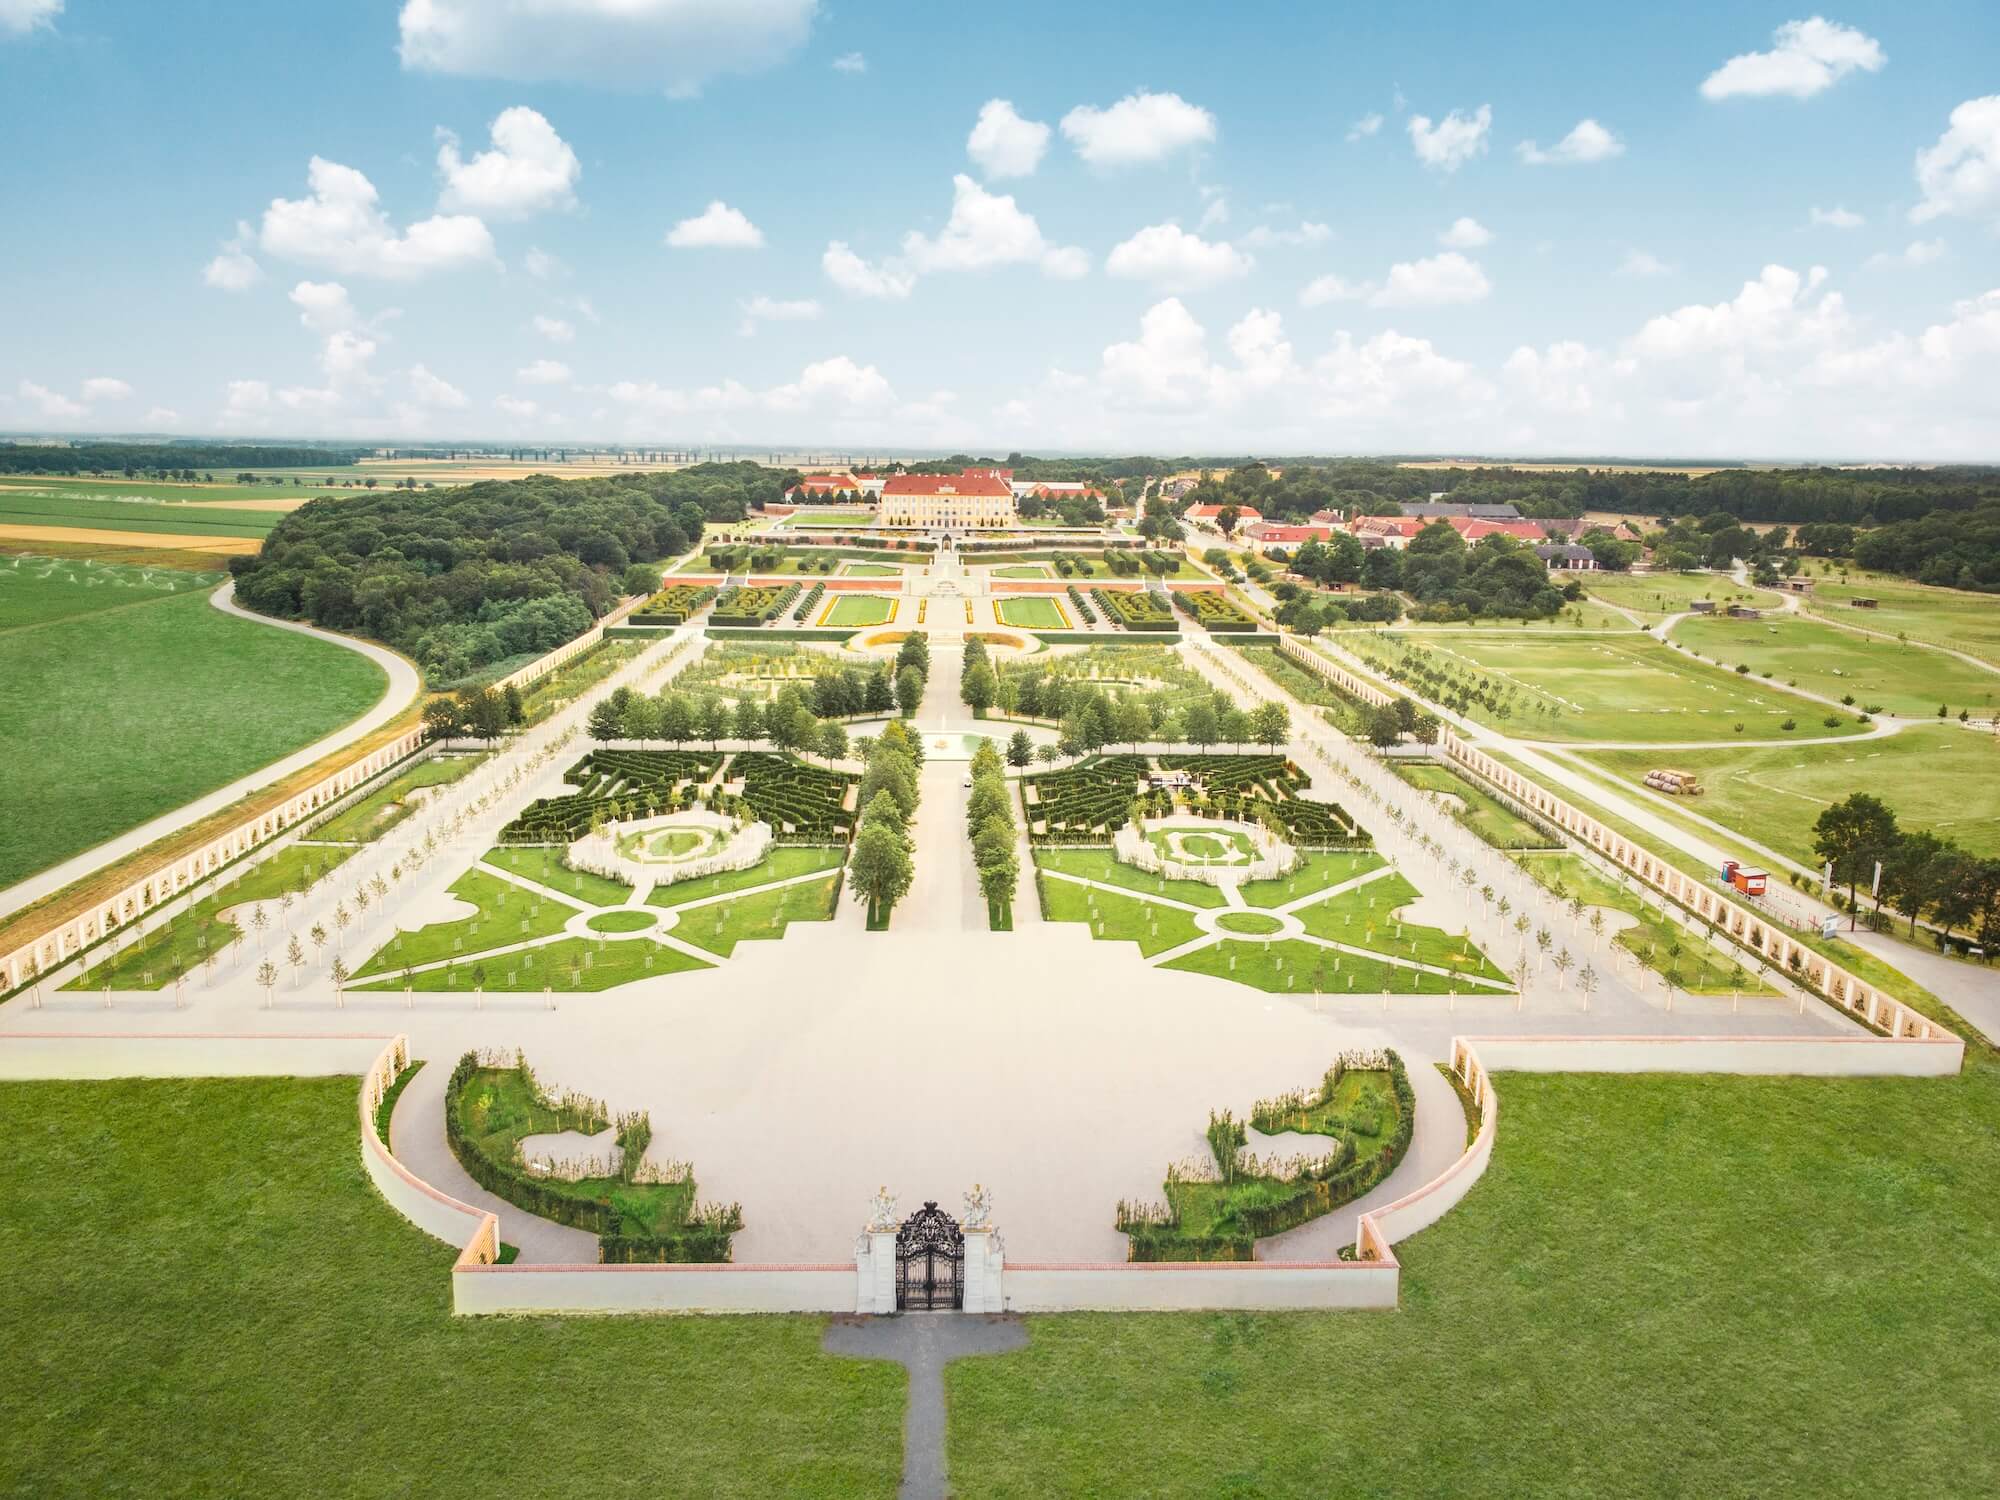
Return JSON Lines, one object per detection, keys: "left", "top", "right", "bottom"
{"left": 3, "top": 458, "right": 1998, "bottom": 1499}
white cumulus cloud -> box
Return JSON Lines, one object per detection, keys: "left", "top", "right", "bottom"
{"left": 1240, "top": 221, "right": 1331, "bottom": 249}
{"left": 1372, "top": 251, "right": 1491, "bottom": 307}
{"left": 80, "top": 377, "right": 132, "bottom": 402}
{"left": 666, "top": 200, "right": 765, "bottom": 249}
{"left": 260, "top": 156, "right": 496, "bottom": 278}
{"left": 17, "top": 380, "right": 84, "bottom": 420}
{"left": 517, "top": 358, "right": 573, "bottom": 384}
{"left": 737, "top": 294, "right": 820, "bottom": 336}
{"left": 822, "top": 241, "right": 914, "bottom": 300}
{"left": 967, "top": 99, "right": 1051, "bottom": 179}
{"left": 408, "top": 364, "right": 469, "bottom": 408}
{"left": 1700, "top": 17, "right": 1885, "bottom": 101}
{"left": 832, "top": 51, "right": 865, "bottom": 74}
{"left": 1105, "top": 223, "right": 1251, "bottom": 291}
{"left": 1408, "top": 105, "right": 1490, "bottom": 172}
{"left": 524, "top": 246, "right": 564, "bottom": 278}
{"left": 494, "top": 394, "right": 539, "bottom": 419}
{"left": 1620, "top": 250, "right": 1674, "bottom": 277}
{"left": 1060, "top": 90, "right": 1216, "bottom": 168}
{"left": 532, "top": 314, "right": 575, "bottom": 342}
{"left": 290, "top": 280, "right": 357, "bottom": 333}
{"left": 1300, "top": 273, "right": 1366, "bottom": 307}
{"left": 1866, "top": 239, "right": 1948, "bottom": 270}
{"left": 1911, "top": 96, "right": 2000, "bottom": 224}
{"left": 436, "top": 106, "right": 580, "bottom": 218}
{"left": 0, "top": 0, "right": 61, "bottom": 37}
{"left": 1810, "top": 204, "right": 1866, "bottom": 229}
{"left": 1518, "top": 118, "right": 1624, "bottom": 165}
{"left": 397, "top": 0, "right": 818, "bottom": 96}
{"left": 204, "top": 222, "right": 261, "bottom": 291}
{"left": 1346, "top": 112, "right": 1383, "bottom": 142}
{"left": 144, "top": 407, "right": 181, "bottom": 426}
{"left": 901, "top": 174, "right": 1087, "bottom": 279}
{"left": 1439, "top": 217, "right": 1492, "bottom": 249}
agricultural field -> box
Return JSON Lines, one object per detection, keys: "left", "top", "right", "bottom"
{"left": 1400, "top": 598, "right": 1635, "bottom": 631}
{"left": 994, "top": 595, "right": 1069, "bottom": 630}
{"left": 1670, "top": 613, "right": 2000, "bottom": 719}
{"left": 818, "top": 594, "right": 898, "bottom": 629}
{"left": 1577, "top": 727, "right": 2000, "bottom": 862}
{"left": 0, "top": 485, "right": 279, "bottom": 538}
{"left": 0, "top": 473, "right": 339, "bottom": 507}
{"left": 1583, "top": 569, "right": 1778, "bottom": 621}
{"left": 1346, "top": 631, "right": 1869, "bottom": 743}
{"left": 1799, "top": 569, "right": 2000, "bottom": 664}
{"left": 0, "top": 553, "right": 224, "bottom": 629}
{"left": 0, "top": 582, "right": 386, "bottom": 889}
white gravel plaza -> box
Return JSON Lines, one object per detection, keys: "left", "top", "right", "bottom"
{"left": 0, "top": 626, "right": 1862, "bottom": 1264}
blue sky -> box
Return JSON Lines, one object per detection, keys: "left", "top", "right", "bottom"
{"left": 2, "top": 0, "right": 1997, "bottom": 457}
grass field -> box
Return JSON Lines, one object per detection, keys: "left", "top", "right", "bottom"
{"left": 648, "top": 845, "right": 845, "bottom": 906}
{"left": 1671, "top": 612, "right": 2000, "bottom": 719}
{"left": 1293, "top": 872, "right": 1507, "bottom": 982}
{"left": 354, "top": 868, "right": 574, "bottom": 977}
{"left": 1353, "top": 630, "right": 1867, "bottom": 742}
{"left": 1584, "top": 569, "right": 1779, "bottom": 620}
{"left": 0, "top": 553, "right": 224, "bottom": 628}
{"left": 1801, "top": 569, "right": 2000, "bottom": 664}
{"left": 1238, "top": 850, "right": 1385, "bottom": 907}
{"left": 1038, "top": 876, "right": 1204, "bottom": 955}
{"left": 0, "top": 1077, "right": 901, "bottom": 1497}
{"left": 838, "top": 563, "right": 901, "bottom": 578}
{"left": 1518, "top": 851, "right": 1770, "bottom": 994}
{"left": 676, "top": 873, "right": 842, "bottom": 956}
{"left": 995, "top": 595, "right": 1069, "bottom": 630}
{"left": 1401, "top": 599, "right": 1635, "bottom": 631}
{"left": 312, "top": 753, "right": 485, "bottom": 843}
{"left": 1031, "top": 848, "right": 1229, "bottom": 908}
{"left": 1395, "top": 761, "right": 1561, "bottom": 849}
{"left": 353, "top": 934, "right": 711, "bottom": 991}
{"left": 948, "top": 1061, "right": 2000, "bottom": 1498}
{"left": 819, "top": 594, "right": 898, "bottom": 628}
{"left": 1578, "top": 727, "right": 2000, "bottom": 861}
{"left": 482, "top": 845, "right": 632, "bottom": 904}
{"left": 1164, "top": 938, "right": 1473, "bottom": 993}
{"left": 0, "top": 585, "right": 387, "bottom": 889}
{"left": 989, "top": 565, "right": 1053, "bottom": 580}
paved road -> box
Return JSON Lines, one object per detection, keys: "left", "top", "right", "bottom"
{"left": 0, "top": 580, "right": 422, "bottom": 920}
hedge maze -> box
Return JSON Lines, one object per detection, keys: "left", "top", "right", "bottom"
{"left": 1023, "top": 756, "right": 1149, "bottom": 839}
{"left": 710, "top": 582, "right": 801, "bottom": 627}
{"left": 1093, "top": 588, "right": 1178, "bottom": 632}
{"left": 1174, "top": 589, "right": 1257, "bottom": 632}
{"left": 631, "top": 583, "right": 716, "bottom": 625}
{"left": 729, "top": 752, "right": 857, "bottom": 840}
{"left": 501, "top": 750, "right": 723, "bottom": 841}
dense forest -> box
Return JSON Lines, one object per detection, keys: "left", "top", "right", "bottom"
{"left": 231, "top": 462, "right": 783, "bottom": 683}
{"left": 0, "top": 441, "right": 366, "bottom": 474}
{"left": 1851, "top": 502, "right": 2000, "bottom": 592}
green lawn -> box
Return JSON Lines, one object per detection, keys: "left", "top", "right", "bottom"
{"left": 1394, "top": 761, "right": 1561, "bottom": 850}
{"left": 586, "top": 908, "right": 659, "bottom": 933}
{"left": 677, "top": 874, "right": 842, "bottom": 956}
{"left": 352, "top": 934, "right": 712, "bottom": 991}
{"left": 1214, "top": 910, "right": 1284, "bottom": 935}
{"left": 1517, "top": 851, "right": 1771, "bottom": 995}
{"left": 0, "top": 1077, "right": 901, "bottom": 1496}
{"left": 839, "top": 563, "right": 901, "bottom": 578}
{"left": 1578, "top": 727, "right": 2000, "bottom": 861}
{"left": 61, "top": 843, "right": 359, "bottom": 991}
{"left": 1584, "top": 569, "right": 1778, "bottom": 620}
{"left": 1345, "top": 629, "right": 1867, "bottom": 743}
{"left": 0, "top": 585, "right": 387, "bottom": 888}
{"left": 820, "top": 594, "right": 899, "bottom": 628}
{"left": 989, "top": 565, "right": 1052, "bottom": 580}
{"left": 948, "top": 1062, "right": 2000, "bottom": 1498}
{"left": 1148, "top": 826, "right": 1255, "bottom": 865}
{"left": 1038, "top": 876, "right": 1203, "bottom": 955}
{"left": 1032, "top": 848, "right": 1228, "bottom": 908}
{"left": 1294, "top": 872, "right": 1508, "bottom": 982}
{"left": 1801, "top": 567, "right": 2000, "bottom": 663}
{"left": 0, "top": 487, "right": 279, "bottom": 536}
{"left": 1670, "top": 611, "right": 2000, "bottom": 720}
{"left": 0, "top": 553, "right": 222, "bottom": 628}
{"left": 995, "top": 595, "right": 1070, "bottom": 630}
{"left": 482, "top": 845, "right": 632, "bottom": 905}
{"left": 1237, "top": 850, "right": 1385, "bottom": 907}
{"left": 1164, "top": 939, "right": 1471, "bottom": 994}
{"left": 354, "top": 868, "right": 574, "bottom": 978}
{"left": 313, "top": 754, "right": 486, "bottom": 843}
{"left": 649, "top": 846, "right": 846, "bottom": 906}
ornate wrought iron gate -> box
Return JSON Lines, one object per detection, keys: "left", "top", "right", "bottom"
{"left": 895, "top": 1201, "right": 964, "bottom": 1311}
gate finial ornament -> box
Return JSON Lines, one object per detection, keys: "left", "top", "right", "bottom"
{"left": 866, "top": 1185, "right": 899, "bottom": 1232}
{"left": 962, "top": 1183, "right": 992, "bottom": 1230}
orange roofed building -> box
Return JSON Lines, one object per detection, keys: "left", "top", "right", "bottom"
{"left": 879, "top": 470, "right": 1016, "bottom": 529}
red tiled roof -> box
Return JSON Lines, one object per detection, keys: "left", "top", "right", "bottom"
{"left": 882, "top": 472, "right": 1012, "bottom": 497}
{"left": 791, "top": 473, "right": 859, "bottom": 491}
{"left": 1450, "top": 518, "right": 1548, "bottom": 542}
{"left": 1243, "top": 522, "right": 1334, "bottom": 542}
{"left": 1185, "top": 503, "right": 1261, "bottom": 520}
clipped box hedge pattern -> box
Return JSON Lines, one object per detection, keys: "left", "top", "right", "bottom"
{"left": 1024, "top": 755, "right": 1148, "bottom": 837}
{"left": 1093, "top": 588, "right": 1179, "bottom": 632}
{"left": 631, "top": 583, "right": 716, "bottom": 626}
{"left": 1175, "top": 589, "right": 1257, "bottom": 631}
{"left": 728, "top": 751, "right": 857, "bottom": 839}
{"left": 711, "top": 582, "right": 801, "bottom": 627}
{"left": 502, "top": 750, "right": 722, "bottom": 841}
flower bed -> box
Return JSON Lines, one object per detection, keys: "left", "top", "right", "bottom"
{"left": 445, "top": 1050, "right": 741, "bottom": 1262}
{"left": 1116, "top": 1051, "right": 1412, "bottom": 1261}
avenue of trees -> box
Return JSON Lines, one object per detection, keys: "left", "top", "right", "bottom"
{"left": 850, "top": 720, "right": 922, "bottom": 928}
{"left": 232, "top": 462, "right": 785, "bottom": 684}
{"left": 966, "top": 739, "right": 1020, "bottom": 927}
{"left": 0, "top": 441, "right": 365, "bottom": 475}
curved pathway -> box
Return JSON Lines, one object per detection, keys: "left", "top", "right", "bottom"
{"left": 0, "top": 580, "right": 422, "bottom": 920}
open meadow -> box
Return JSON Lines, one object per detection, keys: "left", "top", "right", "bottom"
{"left": 1348, "top": 631, "right": 1867, "bottom": 743}
{"left": 1670, "top": 612, "right": 2000, "bottom": 719}
{"left": 1578, "top": 726, "right": 2000, "bottom": 863}
{"left": 1799, "top": 570, "right": 2000, "bottom": 665}
{"left": 0, "top": 577, "right": 385, "bottom": 888}
{"left": 1583, "top": 569, "right": 1779, "bottom": 621}
{"left": 0, "top": 482, "right": 280, "bottom": 538}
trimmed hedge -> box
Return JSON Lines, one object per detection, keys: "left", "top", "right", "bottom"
{"left": 630, "top": 582, "right": 716, "bottom": 626}
{"left": 501, "top": 749, "right": 722, "bottom": 841}
{"left": 1174, "top": 588, "right": 1258, "bottom": 632}
{"left": 1093, "top": 587, "right": 1179, "bottom": 632}
{"left": 710, "top": 581, "right": 802, "bottom": 626}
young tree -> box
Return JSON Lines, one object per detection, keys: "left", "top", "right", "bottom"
{"left": 1249, "top": 701, "right": 1291, "bottom": 750}
{"left": 256, "top": 959, "right": 278, "bottom": 1007}
{"left": 329, "top": 955, "right": 351, "bottom": 1006}
{"left": 1007, "top": 729, "right": 1034, "bottom": 768}
{"left": 1411, "top": 712, "right": 1441, "bottom": 748}
{"left": 285, "top": 934, "right": 306, "bottom": 987}
{"left": 850, "top": 821, "right": 914, "bottom": 926}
